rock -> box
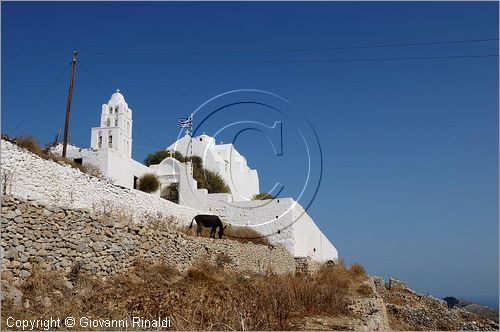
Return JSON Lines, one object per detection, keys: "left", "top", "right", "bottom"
{"left": 4, "top": 247, "right": 18, "bottom": 260}
{"left": 23, "top": 299, "right": 31, "bottom": 309}
{"left": 41, "top": 296, "right": 52, "bottom": 308}
{"left": 53, "top": 290, "right": 63, "bottom": 299}
{"left": 372, "top": 276, "right": 386, "bottom": 292}
{"left": 6, "top": 285, "right": 23, "bottom": 307}
{"left": 64, "top": 280, "right": 74, "bottom": 290}
{"left": 3, "top": 210, "right": 16, "bottom": 219}
{"left": 19, "top": 269, "right": 31, "bottom": 279}
{"left": 78, "top": 287, "right": 93, "bottom": 299}
{"left": 388, "top": 277, "right": 408, "bottom": 291}
{"left": 76, "top": 241, "right": 90, "bottom": 253}
{"left": 2, "top": 270, "right": 14, "bottom": 281}
{"left": 92, "top": 241, "right": 106, "bottom": 252}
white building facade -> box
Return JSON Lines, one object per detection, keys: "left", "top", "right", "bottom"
{"left": 53, "top": 90, "right": 338, "bottom": 262}
{"left": 165, "top": 133, "right": 260, "bottom": 202}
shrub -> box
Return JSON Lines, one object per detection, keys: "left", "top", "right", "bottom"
{"left": 203, "top": 169, "right": 230, "bottom": 193}
{"left": 138, "top": 173, "right": 160, "bottom": 193}
{"left": 349, "top": 262, "right": 366, "bottom": 279}
{"left": 15, "top": 134, "right": 43, "bottom": 156}
{"left": 356, "top": 283, "right": 374, "bottom": 297}
{"left": 143, "top": 150, "right": 186, "bottom": 166}
{"left": 191, "top": 156, "right": 230, "bottom": 193}
{"left": 143, "top": 150, "right": 230, "bottom": 194}
{"left": 253, "top": 192, "right": 275, "bottom": 200}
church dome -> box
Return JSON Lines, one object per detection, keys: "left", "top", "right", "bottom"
{"left": 109, "top": 89, "right": 125, "bottom": 105}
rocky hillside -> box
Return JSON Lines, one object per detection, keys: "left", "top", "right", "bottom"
{"left": 444, "top": 297, "right": 499, "bottom": 323}
{"left": 375, "top": 278, "right": 498, "bottom": 331}
{"left": 1, "top": 196, "right": 498, "bottom": 330}
{"left": 2, "top": 262, "right": 498, "bottom": 331}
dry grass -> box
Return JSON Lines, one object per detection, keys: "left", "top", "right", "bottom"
{"left": 2, "top": 259, "right": 365, "bottom": 331}
{"left": 355, "top": 283, "right": 374, "bottom": 297}
{"left": 14, "top": 134, "right": 43, "bottom": 156}
{"left": 5, "top": 133, "right": 104, "bottom": 179}
{"left": 224, "top": 225, "right": 272, "bottom": 246}
{"left": 349, "top": 263, "right": 366, "bottom": 279}
{"left": 182, "top": 224, "right": 272, "bottom": 246}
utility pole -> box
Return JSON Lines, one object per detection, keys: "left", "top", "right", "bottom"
{"left": 62, "top": 50, "right": 77, "bottom": 158}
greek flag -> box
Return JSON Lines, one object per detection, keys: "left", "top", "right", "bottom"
{"left": 177, "top": 116, "right": 193, "bottom": 128}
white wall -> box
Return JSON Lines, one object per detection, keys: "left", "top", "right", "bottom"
{"left": 51, "top": 143, "right": 153, "bottom": 192}
{"left": 4, "top": 139, "right": 338, "bottom": 262}
{"left": 176, "top": 164, "right": 338, "bottom": 261}
{"left": 1, "top": 140, "right": 200, "bottom": 224}
{"left": 168, "top": 134, "right": 260, "bottom": 201}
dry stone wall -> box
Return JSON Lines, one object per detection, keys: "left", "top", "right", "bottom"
{"left": 1, "top": 196, "right": 295, "bottom": 282}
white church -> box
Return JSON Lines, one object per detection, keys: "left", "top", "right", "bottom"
{"left": 57, "top": 90, "right": 338, "bottom": 261}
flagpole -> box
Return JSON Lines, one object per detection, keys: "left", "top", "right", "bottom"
{"left": 189, "top": 113, "right": 193, "bottom": 179}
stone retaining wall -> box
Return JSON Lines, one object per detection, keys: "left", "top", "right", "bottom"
{"left": 1, "top": 196, "right": 295, "bottom": 282}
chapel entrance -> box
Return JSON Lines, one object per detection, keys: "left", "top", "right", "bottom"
{"left": 161, "top": 183, "right": 179, "bottom": 204}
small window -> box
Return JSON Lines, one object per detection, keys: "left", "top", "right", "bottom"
{"left": 114, "top": 117, "right": 118, "bottom": 126}
{"left": 133, "top": 176, "right": 139, "bottom": 189}
{"left": 98, "top": 136, "right": 102, "bottom": 148}
{"left": 108, "top": 135, "right": 113, "bottom": 148}
{"left": 106, "top": 118, "right": 111, "bottom": 127}
{"left": 115, "top": 107, "right": 119, "bottom": 113}
{"left": 199, "top": 138, "right": 203, "bottom": 141}
{"left": 73, "top": 158, "right": 83, "bottom": 165}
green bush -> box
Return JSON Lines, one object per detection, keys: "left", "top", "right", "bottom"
{"left": 138, "top": 173, "right": 160, "bottom": 193}
{"left": 143, "top": 150, "right": 230, "bottom": 194}
{"left": 190, "top": 156, "right": 230, "bottom": 194}
{"left": 253, "top": 192, "right": 275, "bottom": 200}
{"left": 143, "top": 150, "right": 186, "bottom": 166}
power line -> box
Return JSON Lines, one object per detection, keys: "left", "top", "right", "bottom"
{"left": 79, "top": 37, "right": 498, "bottom": 56}
{"left": 82, "top": 53, "right": 498, "bottom": 65}
{"left": 12, "top": 63, "right": 71, "bottom": 134}
{"left": 79, "top": 62, "right": 109, "bottom": 99}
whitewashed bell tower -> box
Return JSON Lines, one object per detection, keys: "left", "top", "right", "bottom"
{"left": 91, "top": 89, "right": 133, "bottom": 158}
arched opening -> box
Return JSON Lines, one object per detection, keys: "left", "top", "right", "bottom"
{"left": 161, "top": 183, "right": 179, "bottom": 204}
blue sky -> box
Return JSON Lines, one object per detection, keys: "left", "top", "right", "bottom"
{"left": 2, "top": 2, "right": 498, "bottom": 307}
